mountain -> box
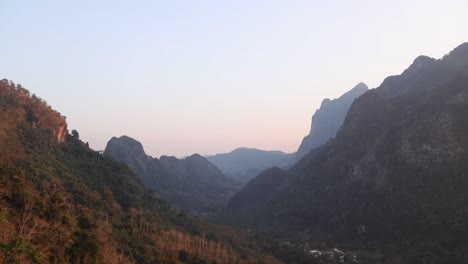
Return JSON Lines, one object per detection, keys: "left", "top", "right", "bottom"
{"left": 0, "top": 79, "right": 282, "bottom": 264}
{"left": 225, "top": 43, "right": 468, "bottom": 263}
{"left": 296, "top": 82, "right": 368, "bottom": 159}
{"left": 105, "top": 136, "right": 242, "bottom": 215}
{"left": 205, "top": 148, "right": 294, "bottom": 183}
{"left": 206, "top": 84, "right": 367, "bottom": 183}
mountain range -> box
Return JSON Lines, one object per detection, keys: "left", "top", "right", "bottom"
{"left": 104, "top": 136, "right": 242, "bottom": 216}
{"left": 0, "top": 80, "right": 283, "bottom": 264}
{"left": 224, "top": 42, "right": 468, "bottom": 263}
{"left": 3, "top": 42, "right": 468, "bottom": 264}
{"left": 205, "top": 148, "right": 294, "bottom": 183}
{"left": 206, "top": 84, "right": 367, "bottom": 183}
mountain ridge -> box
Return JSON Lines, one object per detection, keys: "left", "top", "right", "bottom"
{"left": 224, "top": 42, "right": 468, "bottom": 263}
{"left": 296, "top": 82, "right": 368, "bottom": 159}
{"left": 0, "top": 79, "right": 283, "bottom": 264}
{"left": 205, "top": 148, "right": 294, "bottom": 183}
{"left": 105, "top": 136, "right": 242, "bottom": 215}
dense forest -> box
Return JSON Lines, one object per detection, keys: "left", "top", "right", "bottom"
{"left": 0, "top": 79, "right": 288, "bottom": 264}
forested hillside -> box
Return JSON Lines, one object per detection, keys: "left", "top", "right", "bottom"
{"left": 0, "top": 79, "right": 282, "bottom": 264}
{"left": 104, "top": 136, "right": 242, "bottom": 216}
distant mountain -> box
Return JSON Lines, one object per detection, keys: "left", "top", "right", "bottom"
{"left": 225, "top": 43, "right": 468, "bottom": 263}
{"left": 206, "top": 84, "right": 367, "bottom": 183}
{"left": 105, "top": 136, "right": 242, "bottom": 215}
{"left": 205, "top": 148, "right": 294, "bottom": 183}
{"left": 296, "top": 82, "right": 368, "bottom": 159}
{"left": 0, "top": 79, "right": 280, "bottom": 263}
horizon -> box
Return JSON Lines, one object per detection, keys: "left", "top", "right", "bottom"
{"left": 2, "top": 1, "right": 468, "bottom": 157}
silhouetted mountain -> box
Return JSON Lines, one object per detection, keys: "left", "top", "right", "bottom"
{"left": 207, "top": 84, "right": 366, "bottom": 183}
{"left": 226, "top": 167, "right": 292, "bottom": 226}
{"left": 296, "top": 82, "right": 368, "bottom": 159}
{"left": 206, "top": 148, "right": 294, "bottom": 183}
{"left": 105, "top": 136, "right": 242, "bottom": 215}
{"left": 225, "top": 43, "right": 468, "bottom": 263}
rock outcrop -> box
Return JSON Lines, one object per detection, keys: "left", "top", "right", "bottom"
{"left": 296, "top": 82, "right": 368, "bottom": 159}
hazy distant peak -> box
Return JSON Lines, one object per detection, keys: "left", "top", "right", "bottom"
{"left": 355, "top": 81, "right": 367, "bottom": 87}
{"left": 341, "top": 82, "right": 369, "bottom": 99}
{"left": 106, "top": 135, "right": 147, "bottom": 157}
{"left": 230, "top": 147, "right": 286, "bottom": 155}
{"left": 184, "top": 153, "right": 210, "bottom": 164}
{"left": 296, "top": 82, "right": 368, "bottom": 159}
{"left": 353, "top": 81, "right": 368, "bottom": 90}
{"left": 185, "top": 153, "right": 205, "bottom": 161}
{"left": 205, "top": 147, "right": 294, "bottom": 183}
{"left": 159, "top": 155, "right": 178, "bottom": 162}
{"left": 187, "top": 153, "right": 203, "bottom": 158}
{"left": 320, "top": 98, "right": 332, "bottom": 108}
{"left": 320, "top": 82, "right": 368, "bottom": 109}
{"left": 232, "top": 147, "right": 261, "bottom": 153}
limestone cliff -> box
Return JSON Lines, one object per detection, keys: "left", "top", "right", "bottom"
{"left": 225, "top": 43, "right": 468, "bottom": 262}
{"left": 296, "top": 82, "right": 368, "bottom": 159}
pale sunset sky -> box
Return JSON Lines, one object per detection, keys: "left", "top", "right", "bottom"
{"left": 1, "top": 0, "right": 468, "bottom": 157}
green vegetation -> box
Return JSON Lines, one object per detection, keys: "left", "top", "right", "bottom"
{"left": 104, "top": 136, "right": 243, "bottom": 216}
{"left": 0, "top": 80, "right": 283, "bottom": 263}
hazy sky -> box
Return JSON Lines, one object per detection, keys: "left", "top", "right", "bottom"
{"left": 1, "top": 0, "right": 467, "bottom": 157}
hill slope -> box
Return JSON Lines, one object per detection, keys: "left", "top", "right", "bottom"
{"left": 0, "top": 79, "right": 281, "bottom": 264}
{"left": 104, "top": 136, "right": 243, "bottom": 215}
{"left": 225, "top": 43, "right": 468, "bottom": 263}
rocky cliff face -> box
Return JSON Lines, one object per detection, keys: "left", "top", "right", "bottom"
{"left": 0, "top": 80, "right": 67, "bottom": 161}
{"left": 55, "top": 124, "right": 67, "bottom": 143}
{"left": 225, "top": 43, "right": 468, "bottom": 261}
{"left": 207, "top": 83, "right": 367, "bottom": 183}
{"left": 105, "top": 136, "right": 242, "bottom": 215}
{"left": 296, "top": 82, "right": 368, "bottom": 159}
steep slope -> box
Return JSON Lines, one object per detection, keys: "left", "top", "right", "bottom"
{"left": 207, "top": 84, "right": 367, "bottom": 183}
{"left": 105, "top": 136, "right": 242, "bottom": 215}
{"left": 225, "top": 43, "right": 468, "bottom": 263}
{"left": 0, "top": 80, "right": 282, "bottom": 264}
{"left": 0, "top": 80, "right": 67, "bottom": 161}
{"left": 296, "top": 82, "right": 368, "bottom": 159}
{"left": 225, "top": 167, "right": 292, "bottom": 227}
{"left": 206, "top": 148, "right": 294, "bottom": 183}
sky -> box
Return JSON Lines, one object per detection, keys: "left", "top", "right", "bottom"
{"left": 1, "top": 0, "right": 467, "bottom": 157}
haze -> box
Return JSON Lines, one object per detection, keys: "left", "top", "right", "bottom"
{"left": 1, "top": 0, "right": 467, "bottom": 157}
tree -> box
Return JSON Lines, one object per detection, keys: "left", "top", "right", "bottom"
{"left": 71, "top": 130, "right": 79, "bottom": 140}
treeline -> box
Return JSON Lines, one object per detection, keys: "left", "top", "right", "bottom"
{"left": 0, "top": 79, "right": 282, "bottom": 263}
